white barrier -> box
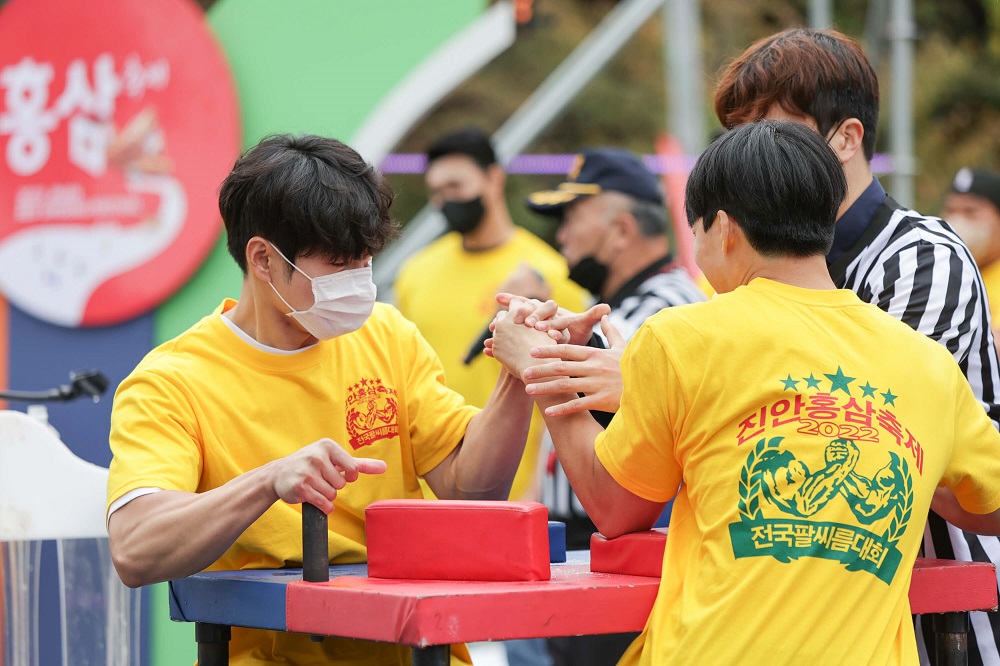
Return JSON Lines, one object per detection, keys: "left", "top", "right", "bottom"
{"left": 0, "top": 409, "right": 139, "bottom": 666}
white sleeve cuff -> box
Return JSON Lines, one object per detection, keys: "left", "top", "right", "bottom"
{"left": 106, "top": 487, "right": 163, "bottom": 527}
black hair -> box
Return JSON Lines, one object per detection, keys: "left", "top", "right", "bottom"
{"left": 685, "top": 119, "right": 847, "bottom": 257}
{"left": 426, "top": 128, "right": 497, "bottom": 170}
{"left": 219, "top": 134, "right": 398, "bottom": 275}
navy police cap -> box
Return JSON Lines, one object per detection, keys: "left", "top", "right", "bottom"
{"left": 525, "top": 147, "right": 664, "bottom": 216}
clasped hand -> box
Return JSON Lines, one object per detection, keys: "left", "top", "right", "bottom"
{"left": 486, "top": 294, "right": 627, "bottom": 416}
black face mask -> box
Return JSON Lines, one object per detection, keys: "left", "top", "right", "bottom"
{"left": 440, "top": 196, "right": 485, "bottom": 234}
{"left": 567, "top": 255, "right": 609, "bottom": 297}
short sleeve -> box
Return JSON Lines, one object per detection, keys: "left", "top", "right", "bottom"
{"left": 400, "top": 318, "right": 480, "bottom": 477}
{"left": 594, "top": 323, "right": 684, "bottom": 502}
{"left": 942, "top": 365, "right": 1000, "bottom": 514}
{"left": 107, "top": 368, "right": 203, "bottom": 514}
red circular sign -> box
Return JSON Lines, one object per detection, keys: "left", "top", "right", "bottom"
{"left": 0, "top": 0, "right": 239, "bottom": 327}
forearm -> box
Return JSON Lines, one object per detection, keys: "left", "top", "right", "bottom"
{"left": 534, "top": 392, "right": 606, "bottom": 511}
{"left": 441, "top": 371, "right": 534, "bottom": 500}
{"left": 108, "top": 464, "right": 279, "bottom": 587}
{"left": 535, "top": 393, "right": 660, "bottom": 537}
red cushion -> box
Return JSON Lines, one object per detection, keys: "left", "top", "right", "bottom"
{"left": 366, "top": 500, "right": 551, "bottom": 581}
{"left": 589, "top": 529, "right": 667, "bottom": 578}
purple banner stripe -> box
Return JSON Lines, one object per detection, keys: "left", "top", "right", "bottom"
{"left": 379, "top": 153, "right": 894, "bottom": 175}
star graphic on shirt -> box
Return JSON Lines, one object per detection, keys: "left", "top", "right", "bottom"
{"left": 780, "top": 374, "right": 800, "bottom": 391}
{"left": 881, "top": 388, "right": 898, "bottom": 406}
{"left": 859, "top": 382, "right": 878, "bottom": 398}
{"left": 824, "top": 366, "right": 855, "bottom": 395}
{"left": 802, "top": 374, "right": 822, "bottom": 390}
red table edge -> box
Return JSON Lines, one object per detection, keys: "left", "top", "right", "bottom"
{"left": 283, "top": 558, "right": 997, "bottom": 646}
{"left": 286, "top": 564, "right": 657, "bottom": 644}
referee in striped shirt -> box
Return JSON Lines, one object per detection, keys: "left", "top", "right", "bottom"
{"left": 715, "top": 28, "right": 1000, "bottom": 664}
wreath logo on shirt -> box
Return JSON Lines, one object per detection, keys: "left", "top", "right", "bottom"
{"left": 729, "top": 436, "right": 913, "bottom": 585}
{"left": 345, "top": 378, "right": 399, "bottom": 450}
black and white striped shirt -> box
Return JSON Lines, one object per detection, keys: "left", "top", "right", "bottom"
{"left": 831, "top": 184, "right": 1000, "bottom": 666}
{"left": 604, "top": 259, "right": 711, "bottom": 342}
{"left": 542, "top": 257, "right": 706, "bottom": 547}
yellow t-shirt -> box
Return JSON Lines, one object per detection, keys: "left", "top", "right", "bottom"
{"left": 596, "top": 278, "right": 1000, "bottom": 665}
{"left": 108, "top": 300, "right": 478, "bottom": 666}
{"left": 980, "top": 259, "right": 1000, "bottom": 324}
{"left": 396, "top": 227, "right": 587, "bottom": 500}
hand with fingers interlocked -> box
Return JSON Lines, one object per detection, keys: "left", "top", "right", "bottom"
{"left": 487, "top": 293, "right": 628, "bottom": 417}
{"left": 523, "top": 315, "right": 627, "bottom": 417}
{"left": 494, "top": 291, "right": 610, "bottom": 344}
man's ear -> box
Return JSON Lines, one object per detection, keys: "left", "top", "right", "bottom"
{"left": 612, "top": 209, "right": 640, "bottom": 243}
{"left": 828, "top": 118, "right": 864, "bottom": 165}
{"left": 717, "top": 210, "right": 737, "bottom": 255}
{"left": 246, "top": 237, "right": 273, "bottom": 282}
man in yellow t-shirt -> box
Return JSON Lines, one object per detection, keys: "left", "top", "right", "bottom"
{"left": 106, "top": 135, "right": 536, "bottom": 665}
{"left": 942, "top": 167, "right": 1000, "bottom": 339}
{"left": 396, "top": 128, "right": 586, "bottom": 502}
{"left": 491, "top": 120, "right": 1000, "bottom": 664}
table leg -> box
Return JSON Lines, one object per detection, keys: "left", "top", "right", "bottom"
{"left": 932, "top": 612, "right": 969, "bottom": 666}
{"left": 195, "top": 622, "right": 231, "bottom": 666}
{"left": 412, "top": 645, "right": 450, "bottom": 666}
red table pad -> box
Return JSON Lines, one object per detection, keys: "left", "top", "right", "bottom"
{"left": 366, "top": 499, "right": 551, "bottom": 581}
{"left": 590, "top": 529, "right": 668, "bottom": 578}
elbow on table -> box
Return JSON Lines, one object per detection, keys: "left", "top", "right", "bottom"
{"left": 110, "top": 546, "right": 150, "bottom": 589}
{"left": 588, "top": 492, "right": 663, "bottom": 541}
{"left": 109, "top": 535, "right": 169, "bottom": 588}
{"left": 590, "top": 509, "right": 653, "bottom": 541}
{"left": 593, "top": 522, "right": 632, "bottom": 540}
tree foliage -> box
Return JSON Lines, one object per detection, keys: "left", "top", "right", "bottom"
{"left": 392, "top": 0, "right": 1000, "bottom": 228}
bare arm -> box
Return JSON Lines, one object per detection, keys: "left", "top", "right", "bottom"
{"left": 490, "top": 313, "right": 664, "bottom": 537}
{"left": 931, "top": 486, "right": 1000, "bottom": 536}
{"left": 108, "top": 438, "right": 386, "bottom": 587}
{"left": 423, "top": 370, "right": 534, "bottom": 501}
{"left": 536, "top": 394, "right": 664, "bottom": 538}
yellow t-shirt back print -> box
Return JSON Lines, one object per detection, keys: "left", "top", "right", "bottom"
{"left": 596, "top": 278, "right": 1000, "bottom": 665}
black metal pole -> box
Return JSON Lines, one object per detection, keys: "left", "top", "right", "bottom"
{"left": 412, "top": 645, "right": 451, "bottom": 666}
{"left": 302, "top": 502, "right": 329, "bottom": 583}
{"left": 933, "top": 611, "right": 970, "bottom": 666}
{"left": 195, "top": 622, "right": 231, "bottom": 666}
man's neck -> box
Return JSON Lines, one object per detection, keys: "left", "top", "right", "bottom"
{"left": 739, "top": 255, "right": 838, "bottom": 291}
{"left": 600, "top": 239, "right": 671, "bottom": 301}
{"left": 462, "top": 204, "right": 514, "bottom": 252}
{"left": 226, "top": 280, "right": 317, "bottom": 351}
{"left": 837, "top": 156, "right": 875, "bottom": 220}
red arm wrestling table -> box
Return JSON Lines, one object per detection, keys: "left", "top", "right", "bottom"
{"left": 169, "top": 552, "right": 998, "bottom": 666}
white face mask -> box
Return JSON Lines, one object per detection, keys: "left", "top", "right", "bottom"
{"left": 267, "top": 242, "right": 376, "bottom": 340}
{"left": 946, "top": 216, "right": 992, "bottom": 264}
